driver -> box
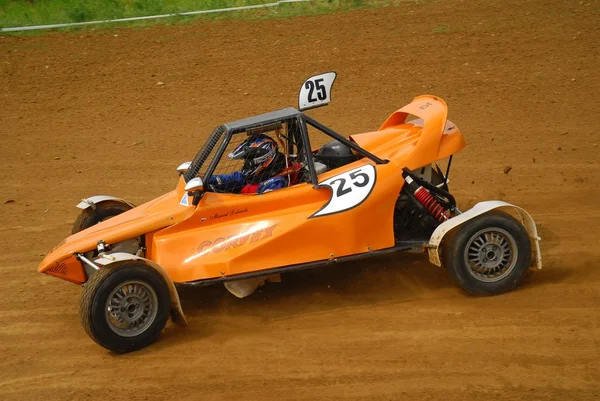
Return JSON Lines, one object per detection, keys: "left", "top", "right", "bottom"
{"left": 208, "top": 134, "right": 289, "bottom": 194}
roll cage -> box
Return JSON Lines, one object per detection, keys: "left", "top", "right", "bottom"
{"left": 183, "top": 108, "right": 388, "bottom": 188}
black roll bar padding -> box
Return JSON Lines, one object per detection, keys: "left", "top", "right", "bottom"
{"left": 184, "top": 125, "right": 226, "bottom": 183}
{"left": 201, "top": 127, "right": 234, "bottom": 190}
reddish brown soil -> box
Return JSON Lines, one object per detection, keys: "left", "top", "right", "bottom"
{"left": 1, "top": 0, "right": 599, "bottom": 399}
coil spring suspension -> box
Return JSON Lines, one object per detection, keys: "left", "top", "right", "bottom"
{"left": 414, "top": 187, "right": 449, "bottom": 222}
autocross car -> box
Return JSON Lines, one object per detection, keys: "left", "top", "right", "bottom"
{"left": 38, "top": 72, "right": 542, "bottom": 352}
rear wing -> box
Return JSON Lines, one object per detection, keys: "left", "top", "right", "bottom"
{"left": 379, "top": 95, "right": 448, "bottom": 158}
{"left": 350, "top": 95, "right": 464, "bottom": 169}
{"left": 379, "top": 95, "right": 447, "bottom": 130}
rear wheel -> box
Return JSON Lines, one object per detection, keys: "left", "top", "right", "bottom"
{"left": 72, "top": 200, "right": 133, "bottom": 234}
{"left": 79, "top": 262, "right": 170, "bottom": 353}
{"left": 442, "top": 211, "right": 531, "bottom": 295}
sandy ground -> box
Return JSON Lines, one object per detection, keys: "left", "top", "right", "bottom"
{"left": 1, "top": 0, "right": 599, "bottom": 399}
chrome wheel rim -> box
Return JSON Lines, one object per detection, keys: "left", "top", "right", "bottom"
{"left": 464, "top": 227, "right": 518, "bottom": 283}
{"left": 105, "top": 280, "right": 158, "bottom": 337}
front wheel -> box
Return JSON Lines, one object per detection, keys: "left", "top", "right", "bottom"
{"left": 79, "top": 262, "right": 171, "bottom": 353}
{"left": 442, "top": 211, "right": 531, "bottom": 295}
{"left": 72, "top": 200, "right": 133, "bottom": 234}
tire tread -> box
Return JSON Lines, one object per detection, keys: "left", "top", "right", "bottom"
{"left": 443, "top": 211, "right": 531, "bottom": 296}
{"left": 79, "top": 263, "right": 170, "bottom": 353}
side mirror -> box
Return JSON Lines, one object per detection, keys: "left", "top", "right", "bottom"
{"left": 177, "top": 161, "right": 191, "bottom": 175}
{"left": 184, "top": 177, "right": 204, "bottom": 193}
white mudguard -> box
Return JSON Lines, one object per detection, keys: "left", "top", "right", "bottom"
{"left": 428, "top": 201, "right": 542, "bottom": 270}
{"left": 76, "top": 195, "right": 136, "bottom": 210}
{"left": 93, "top": 252, "right": 187, "bottom": 326}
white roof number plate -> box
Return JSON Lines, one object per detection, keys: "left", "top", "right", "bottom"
{"left": 298, "top": 72, "right": 337, "bottom": 111}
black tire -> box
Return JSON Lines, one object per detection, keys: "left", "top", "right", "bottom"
{"left": 72, "top": 200, "right": 133, "bottom": 234}
{"left": 442, "top": 211, "right": 531, "bottom": 296}
{"left": 79, "top": 262, "right": 171, "bottom": 353}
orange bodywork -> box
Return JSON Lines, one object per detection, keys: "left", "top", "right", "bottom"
{"left": 350, "top": 95, "right": 465, "bottom": 169}
{"left": 38, "top": 95, "right": 465, "bottom": 285}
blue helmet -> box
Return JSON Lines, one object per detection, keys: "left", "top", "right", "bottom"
{"left": 228, "top": 135, "right": 279, "bottom": 181}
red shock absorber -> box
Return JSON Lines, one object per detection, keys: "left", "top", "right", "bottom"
{"left": 414, "top": 187, "right": 449, "bottom": 222}
{"left": 404, "top": 175, "right": 450, "bottom": 222}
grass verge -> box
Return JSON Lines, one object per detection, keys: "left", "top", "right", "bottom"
{"left": 0, "top": 0, "right": 418, "bottom": 33}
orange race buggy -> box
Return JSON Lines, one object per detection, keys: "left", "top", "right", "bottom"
{"left": 38, "top": 73, "right": 542, "bottom": 352}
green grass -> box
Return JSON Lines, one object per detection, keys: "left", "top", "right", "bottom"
{"left": 0, "top": 0, "right": 273, "bottom": 27}
{"left": 0, "top": 0, "right": 412, "bottom": 32}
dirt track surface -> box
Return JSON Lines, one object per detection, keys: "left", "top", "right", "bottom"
{"left": 1, "top": 0, "right": 599, "bottom": 399}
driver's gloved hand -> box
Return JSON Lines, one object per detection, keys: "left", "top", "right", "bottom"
{"left": 208, "top": 173, "right": 246, "bottom": 194}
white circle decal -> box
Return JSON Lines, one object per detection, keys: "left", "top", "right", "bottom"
{"left": 311, "top": 164, "right": 377, "bottom": 218}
